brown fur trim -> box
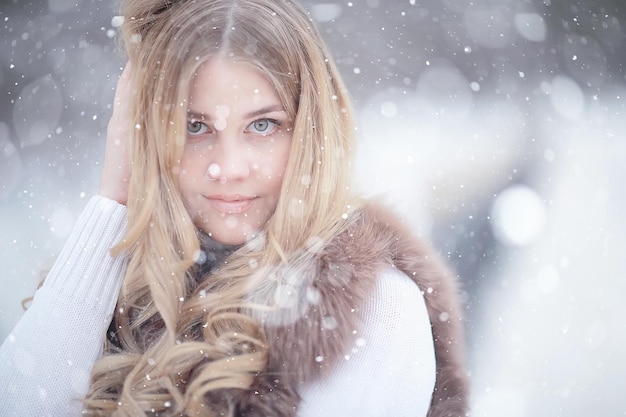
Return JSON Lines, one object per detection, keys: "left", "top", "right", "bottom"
{"left": 238, "top": 202, "right": 469, "bottom": 416}
{"left": 204, "top": 379, "right": 300, "bottom": 417}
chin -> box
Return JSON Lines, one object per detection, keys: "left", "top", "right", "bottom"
{"left": 212, "top": 233, "right": 247, "bottom": 246}
{"left": 201, "top": 224, "right": 261, "bottom": 246}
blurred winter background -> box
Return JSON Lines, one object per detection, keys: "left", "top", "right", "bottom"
{"left": 1, "top": 0, "right": 625, "bottom": 415}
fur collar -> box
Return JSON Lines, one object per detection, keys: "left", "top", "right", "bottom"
{"left": 208, "top": 202, "right": 469, "bottom": 416}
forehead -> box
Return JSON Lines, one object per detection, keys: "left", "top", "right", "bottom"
{"left": 189, "top": 58, "right": 278, "bottom": 101}
{"left": 186, "top": 58, "right": 286, "bottom": 120}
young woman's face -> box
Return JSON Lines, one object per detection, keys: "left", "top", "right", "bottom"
{"left": 179, "top": 58, "right": 292, "bottom": 245}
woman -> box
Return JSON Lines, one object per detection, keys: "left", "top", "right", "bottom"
{"left": 0, "top": 0, "right": 469, "bottom": 415}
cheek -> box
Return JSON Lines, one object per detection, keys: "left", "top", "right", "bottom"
{"left": 273, "top": 142, "right": 292, "bottom": 178}
{"left": 177, "top": 161, "right": 201, "bottom": 197}
{"left": 254, "top": 141, "right": 290, "bottom": 180}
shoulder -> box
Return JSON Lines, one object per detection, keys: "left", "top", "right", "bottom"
{"left": 364, "top": 266, "right": 436, "bottom": 383}
{"left": 297, "top": 266, "right": 436, "bottom": 417}
{"left": 362, "top": 267, "right": 437, "bottom": 393}
{"left": 354, "top": 204, "right": 470, "bottom": 415}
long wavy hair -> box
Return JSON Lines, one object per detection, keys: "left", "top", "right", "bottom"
{"left": 84, "top": 0, "right": 359, "bottom": 415}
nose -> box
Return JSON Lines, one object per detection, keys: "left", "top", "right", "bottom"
{"left": 207, "top": 135, "right": 251, "bottom": 183}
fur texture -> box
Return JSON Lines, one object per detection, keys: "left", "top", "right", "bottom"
{"left": 212, "top": 202, "right": 470, "bottom": 416}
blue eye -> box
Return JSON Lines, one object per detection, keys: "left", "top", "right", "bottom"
{"left": 248, "top": 119, "right": 277, "bottom": 135}
{"left": 187, "top": 120, "right": 209, "bottom": 135}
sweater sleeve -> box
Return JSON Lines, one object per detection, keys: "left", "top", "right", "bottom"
{"left": 0, "top": 195, "right": 128, "bottom": 416}
{"left": 297, "top": 267, "right": 436, "bottom": 417}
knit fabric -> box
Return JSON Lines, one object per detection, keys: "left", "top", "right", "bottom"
{"left": 0, "top": 196, "right": 127, "bottom": 416}
{"left": 0, "top": 196, "right": 435, "bottom": 416}
{"left": 298, "top": 267, "right": 436, "bottom": 416}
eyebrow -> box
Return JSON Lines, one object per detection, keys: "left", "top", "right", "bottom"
{"left": 186, "top": 105, "right": 286, "bottom": 121}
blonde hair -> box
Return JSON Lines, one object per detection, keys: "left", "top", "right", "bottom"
{"left": 84, "top": 0, "right": 360, "bottom": 415}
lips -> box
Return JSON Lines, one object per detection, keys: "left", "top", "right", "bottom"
{"left": 205, "top": 196, "right": 257, "bottom": 214}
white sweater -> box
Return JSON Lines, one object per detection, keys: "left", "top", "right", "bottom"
{"left": 0, "top": 196, "right": 436, "bottom": 416}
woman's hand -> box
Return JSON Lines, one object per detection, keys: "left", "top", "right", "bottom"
{"left": 99, "top": 64, "right": 134, "bottom": 205}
